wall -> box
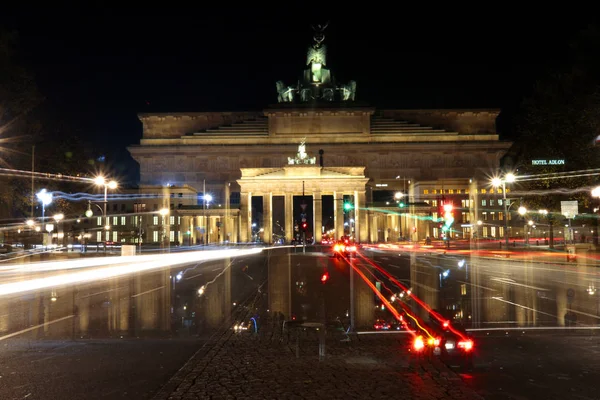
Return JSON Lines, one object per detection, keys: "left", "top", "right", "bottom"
{"left": 382, "top": 109, "right": 499, "bottom": 134}
{"left": 139, "top": 112, "right": 264, "bottom": 139}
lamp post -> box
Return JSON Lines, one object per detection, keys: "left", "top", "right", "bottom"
{"left": 204, "top": 194, "right": 212, "bottom": 245}
{"left": 491, "top": 173, "right": 516, "bottom": 247}
{"left": 395, "top": 191, "right": 404, "bottom": 239}
{"left": 518, "top": 206, "right": 527, "bottom": 246}
{"left": 53, "top": 213, "right": 64, "bottom": 247}
{"left": 94, "top": 176, "right": 118, "bottom": 235}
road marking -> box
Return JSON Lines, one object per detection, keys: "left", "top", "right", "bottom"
{"left": 184, "top": 272, "right": 203, "bottom": 280}
{"left": 490, "top": 277, "right": 549, "bottom": 291}
{"left": 0, "top": 315, "right": 74, "bottom": 342}
{"left": 457, "top": 280, "right": 496, "bottom": 291}
{"left": 78, "top": 287, "right": 126, "bottom": 299}
{"left": 212, "top": 268, "right": 221, "bottom": 271}
{"left": 388, "top": 264, "right": 401, "bottom": 268}
{"left": 131, "top": 285, "right": 165, "bottom": 298}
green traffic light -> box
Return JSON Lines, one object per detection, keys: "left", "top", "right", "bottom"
{"left": 398, "top": 202, "right": 405, "bottom": 208}
{"left": 344, "top": 203, "right": 353, "bottom": 211}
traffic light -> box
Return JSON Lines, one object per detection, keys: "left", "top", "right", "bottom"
{"left": 320, "top": 271, "right": 329, "bottom": 283}
{"left": 344, "top": 202, "right": 353, "bottom": 211}
{"left": 301, "top": 222, "right": 308, "bottom": 231}
{"left": 398, "top": 201, "right": 405, "bottom": 208}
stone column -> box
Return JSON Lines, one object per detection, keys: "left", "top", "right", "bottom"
{"left": 355, "top": 191, "right": 368, "bottom": 243}
{"left": 181, "top": 216, "right": 191, "bottom": 246}
{"left": 285, "top": 193, "right": 293, "bottom": 243}
{"left": 263, "top": 193, "right": 272, "bottom": 244}
{"left": 240, "top": 192, "right": 251, "bottom": 243}
{"left": 334, "top": 191, "right": 344, "bottom": 239}
{"left": 313, "top": 191, "right": 322, "bottom": 243}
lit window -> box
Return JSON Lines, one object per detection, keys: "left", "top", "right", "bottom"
{"left": 448, "top": 189, "right": 454, "bottom": 194}
{"left": 461, "top": 284, "right": 467, "bottom": 296}
{"left": 498, "top": 199, "right": 503, "bottom": 206}
{"left": 96, "top": 232, "right": 101, "bottom": 242}
{"left": 121, "top": 216, "right": 126, "bottom": 225}
{"left": 153, "top": 216, "right": 159, "bottom": 225}
{"left": 112, "top": 231, "right": 118, "bottom": 242}
{"left": 170, "top": 231, "right": 175, "bottom": 242}
{"left": 481, "top": 200, "right": 487, "bottom": 206}
{"left": 153, "top": 231, "right": 159, "bottom": 242}
{"left": 424, "top": 189, "right": 429, "bottom": 194}
{"left": 113, "top": 216, "right": 118, "bottom": 225}
{"left": 489, "top": 199, "right": 495, "bottom": 206}
{"left": 481, "top": 189, "right": 487, "bottom": 194}
{"left": 170, "top": 216, "right": 175, "bottom": 225}
{"left": 499, "top": 212, "right": 504, "bottom": 220}
{"left": 97, "top": 217, "right": 102, "bottom": 226}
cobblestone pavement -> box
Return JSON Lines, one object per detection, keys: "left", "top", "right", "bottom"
{"left": 154, "top": 326, "right": 483, "bottom": 400}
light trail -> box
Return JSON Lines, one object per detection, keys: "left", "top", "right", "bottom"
{"left": 0, "top": 167, "right": 94, "bottom": 184}
{"left": 0, "top": 248, "right": 263, "bottom": 298}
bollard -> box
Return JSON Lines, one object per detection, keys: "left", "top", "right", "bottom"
{"left": 318, "top": 329, "right": 326, "bottom": 361}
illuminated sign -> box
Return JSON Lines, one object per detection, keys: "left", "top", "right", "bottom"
{"left": 375, "top": 183, "right": 388, "bottom": 187}
{"left": 531, "top": 159, "right": 565, "bottom": 166}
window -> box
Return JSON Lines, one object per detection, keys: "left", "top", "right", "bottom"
{"left": 170, "top": 231, "right": 175, "bottom": 242}
{"left": 432, "top": 189, "right": 437, "bottom": 194}
{"left": 423, "top": 189, "right": 429, "bottom": 195}
{"left": 112, "top": 231, "right": 118, "bottom": 242}
{"left": 498, "top": 199, "right": 503, "bottom": 206}
{"left": 448, "top": 189, "right": 454, "bottom": 194}
{"left": 461, "top": 284, "right": 467, "bottom": 296}
{"left": 97, "top": 217, "right": 102, "bottom": 226}
{"left": 153, "top": 204, "right": 158, "bottom": 211}
{"left": 431, "top": 200, "right": 437, "bottom": 206}
{"left": 153, "top": 216, "right": 159, "bottom": 225}
{"left": 170, "top": 203, "right": 174, "bottom": 210}
{"left": 113, "top": 216, "right": 118, "bottom": 225}
{"left": 121, "top": 204, "right": 126, "bottom": 211}
{"left": 153, "top": 231, "right": 159, "bottom": 242}
{"left": 490, "top": 212, "right": 495, "bottom": 220}
{"left": 177, "top": 216, "right": 181, "bottom": 225}
{"left": 480, "top": 189, "right": 487, "bottom": 194}
{"left": 461, "top": 199, "right": 467, "bottom": 208}
{"left": 489, "top": 199, "right": 495, "bottom": 206}
{"left": 499, "top": 212, "right": 504, "bottom": 220}
{"left": 461, "top": 212, "right": 470, "bottom": 222}
{"left": 121, "top": 216, "right": 126, "bottom": 225}
{"left": 96, "top": 232, "right": 101, "bottom": 242}
{"left": 113, "top": 204, "right": 118, "bottom": 211}
{"left": 482, "top": 212, "right": 488, "bottom": 221}
{"left": 178, "top": 193, "right": 183, "bottom": 198}
{"left": 481, "top": 200, "right": 487, "bottom": 206}
{"left": 170, "top": 216, "right": 175, "bottom": 225}
{"left": 105, "top": 231, "right": 110, "bottom": 241}
{"left": 134, "top": 203, "right": 146, "bottom": 213}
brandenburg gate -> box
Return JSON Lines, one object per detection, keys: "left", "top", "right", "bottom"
{"left": 237, "top": 141, "right": 369, "bottom": 244}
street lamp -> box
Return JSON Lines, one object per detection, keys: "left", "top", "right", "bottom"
{"left": 491, "top": 174, "right": 516, "bottom": 247}
{"left": 94, "top": 176, "right": 118, "bottom": 234}
{"left": 36, "top": 189, "right": 53, "bottom": 222}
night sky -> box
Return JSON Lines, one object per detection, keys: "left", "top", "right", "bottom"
{"left": 1, "top": 10, "right": 597, "bottom": 183}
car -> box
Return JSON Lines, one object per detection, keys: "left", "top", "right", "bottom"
{"left": 333, "top": 238, "right": 358, "bottom": 259}
{"left": 373, "top": 319, "right": 391, "bottom": 330}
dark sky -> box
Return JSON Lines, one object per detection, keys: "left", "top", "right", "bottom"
{"left": 1, "top": 9, "right": 597, "bottom": 183}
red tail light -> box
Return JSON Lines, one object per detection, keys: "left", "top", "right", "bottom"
{"left": 443, "top": 321, "right": 449, "bottom": 328}
{"left": 413, "top": 336, "right": 425, "bottom": 351}
{"left": 458, "top": 340, "right": 473, "bottom": 351}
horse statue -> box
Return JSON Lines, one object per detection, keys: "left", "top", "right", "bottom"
{"left": 340, "top": 80, "right": 357, "bottom": 101}
{"left": 276, "top": 81, "right": 295, "bottom": 103}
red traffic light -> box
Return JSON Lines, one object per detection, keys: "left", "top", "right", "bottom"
{"left": 320, "top": 272, "right": 329, "bottom": 283}
{"left": 302, "top": 222, "right": 307, "bottom": 229}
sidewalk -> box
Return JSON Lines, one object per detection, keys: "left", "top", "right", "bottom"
{"left": 154, "top": 327, "right": 483, "bottom": 400}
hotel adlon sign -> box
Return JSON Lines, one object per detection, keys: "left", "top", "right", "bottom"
{"left": 531, "top": 159, "right": 565, "bottom": 166}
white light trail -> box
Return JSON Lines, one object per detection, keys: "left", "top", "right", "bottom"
{"left": 0, "top": 248, "right": 262, "bottom": 298}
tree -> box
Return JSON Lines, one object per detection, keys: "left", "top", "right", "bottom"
{"left": 505, "top": 26, "right": 600, "bottom": 247}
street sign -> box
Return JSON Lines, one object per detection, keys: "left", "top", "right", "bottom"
{"left": 561, "top": 201, "right": 579, "bottom": 218}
